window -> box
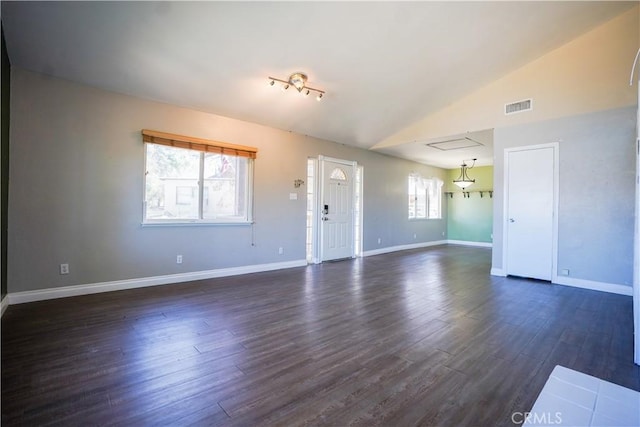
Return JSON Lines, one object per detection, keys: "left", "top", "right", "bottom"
{"left": 330, "top": 167, "right": 347, "bottom": 181}
{"left": 143, "top": 130, "right": 256, "bottom": 224}
{"left": 408, "top": 174, "right": 442, "bottom": 219}
{"left": 354, "top": 165, "right": 363, "bottom": 256}
{"left": 306, "top": 159, "right": 316, "bottom": 263}
{"left": 176, "top": 186, "right": 197, "bottom": 205}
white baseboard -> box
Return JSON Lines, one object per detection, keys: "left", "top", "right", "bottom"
{"left": 490, "top": 268, "right": 506, "bottom": 277}
{"left": 446, "top": 240, "right": 492, "bottom": 248}
{"left": 8, "top": 259, "right": 308, "bottom": 305}
{"left": 362, "top": 240, "right": 490, "bottom": 257}
{"left": 362, "top": 240, "right": 447, "bottom": 257}
{"left": 553, "top": 275, "right": 632, "bottom": 296}
{"left": 492, "top": 267, "right": 632, "bottom": 296}
{"left": 1, "top": 295, "right": 8, "bottom": 316}
{"left": 8, "top": 252, "right": 631, "bottom": 306}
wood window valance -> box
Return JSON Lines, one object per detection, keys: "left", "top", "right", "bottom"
{"left": 142, "top": 129, "right": 258, "bottom": 159}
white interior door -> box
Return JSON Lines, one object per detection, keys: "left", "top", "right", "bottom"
{"left": 505, "top": 145, "right": 557, "bottom": 281}
{"left": 320, "top": 157, "right": 355, "bottom": 261}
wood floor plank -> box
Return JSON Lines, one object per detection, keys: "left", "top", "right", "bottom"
{"left": 2, "top": 245, "right": 638, "bottom": 426}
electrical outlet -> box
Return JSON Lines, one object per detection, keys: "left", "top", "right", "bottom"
{"left": 278, "top": 247, "right": 284, "bottom": 255}
{"left": 377, "top": 238, "right": 381, "bottom": 244}
{"left": 60, "top": 263, "right": 69, "bottom": 275}
{"left": 561, "top": 269, "right": 570, "bottom": 276}
{"left": 177, "top": 255, "right": 183, "bottom": 264}
{"left": 413, "top": 233, "right": 417, "bottom": 239}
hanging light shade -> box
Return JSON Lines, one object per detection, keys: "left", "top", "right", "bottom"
{"left": 453, "top": 159, "right": 476, "bottom": 189}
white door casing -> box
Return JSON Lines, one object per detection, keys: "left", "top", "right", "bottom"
{"left": 319, "top": 156, "right": 355, "bottom": 261}
{"left": 635, "top": 133, "right": 640, "bottom": 365}
{"left": 504, "top": 144, "right": 559, "bottom": 281}
{"left": 634, "top": 81, "right": 640, "bottom": 365}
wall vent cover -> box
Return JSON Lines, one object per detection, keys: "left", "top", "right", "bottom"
{"left": 505, "top": 98, "right": 532, "bottom": 115}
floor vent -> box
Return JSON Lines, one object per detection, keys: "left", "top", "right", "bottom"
{"left": 505, "top": 98, "right": 532, "bottom": 115}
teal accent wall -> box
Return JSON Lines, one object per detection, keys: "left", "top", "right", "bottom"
{"left": 446, "top": 165, "right": 493, "bottom": 243}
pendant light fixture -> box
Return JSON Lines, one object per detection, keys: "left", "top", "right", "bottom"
{"left": 453, "top": 158, "right": 477, "bottom": 189}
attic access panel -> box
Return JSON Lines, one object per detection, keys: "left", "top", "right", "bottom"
{"left": 425, "top": 137, "right": 484, "bottom": 151}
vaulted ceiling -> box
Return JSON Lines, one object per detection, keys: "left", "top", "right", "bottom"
{"left": 1, "top": 1, "right": 635, "bottom": 168}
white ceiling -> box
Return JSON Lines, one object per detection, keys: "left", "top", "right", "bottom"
{"left": 1, "top": 1, "right": 634, "bottom": 168}
{"left": 376, "top": 128, "right": 495, "bottom": 168}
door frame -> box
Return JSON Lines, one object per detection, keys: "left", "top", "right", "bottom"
{"left": 634, "top": 82, "right": 640, "bottom": 365}
{"left": 316, "top": 155, "right": 357, "bottom": 263}
{"left": 502, "top": 142, "right": 559, "bottom": 281}
{"left": 635, "top": 133, "right": 639, "bottom": 365}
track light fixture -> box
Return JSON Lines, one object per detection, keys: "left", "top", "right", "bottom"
{"left": 453, "top": 159, "right": 477, "bottom": 189}
{"left": 268, "top": 72, "right": 325, "bottom": 101}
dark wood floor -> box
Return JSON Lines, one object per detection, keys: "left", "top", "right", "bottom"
{"left": 2, "top": 245, "right": 639, "bottom": 426}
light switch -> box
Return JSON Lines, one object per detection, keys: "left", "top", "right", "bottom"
{"left": 289, "top": 193, "right": 298, "bottom": 200}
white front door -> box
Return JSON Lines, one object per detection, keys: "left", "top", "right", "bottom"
{"left": 505, "top": 145, "right": 557, "bottom": 281}
{"left": 320, "top": 157, "right": 355, "bottom": 261}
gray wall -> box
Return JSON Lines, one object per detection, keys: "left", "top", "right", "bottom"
{"left": 492, "top": 107, "right": 636, "bottom": 287}
{"left": 8, "top": 69, "right": 447, "bottom": 293}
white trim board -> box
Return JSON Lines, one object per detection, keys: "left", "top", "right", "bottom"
{"left": 554, "top": 276, "right": 632, "bottom": 297}
{"left": 7, "top": 246, "right": 631, "bottom": 307}
{"left": 1, "top": 295, "right": 8, "bottom": 317}
{"left": 447, "top": 240, "right": 492, "bottom": 248}
{"left": 490, "top": 268, "right": 632, "bottom": 296}
{"left": 362, "top": 240, "right": 491, "bottom": 257}
{"left": 8, "top": 259, "right": 307, "bottom": 305}
{"left": 362, "top": 240, "right": 447, "bottom": 257}
{"left": 491, "top": 268, "right": 506, "bottom": 277}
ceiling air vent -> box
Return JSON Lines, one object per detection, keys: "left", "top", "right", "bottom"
{"left": 505, "top": 98, "right": 532, "bottom": 115}
{"left": 426, "top": 137, "right": 483, "bottom": 151}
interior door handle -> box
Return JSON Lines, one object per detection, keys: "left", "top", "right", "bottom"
{"left": 509, "top": 218, "right": 515, "bottom": 223}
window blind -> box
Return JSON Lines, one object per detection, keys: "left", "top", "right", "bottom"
{"left": 142, "top": 129, "right": 258, "bottom": 159}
